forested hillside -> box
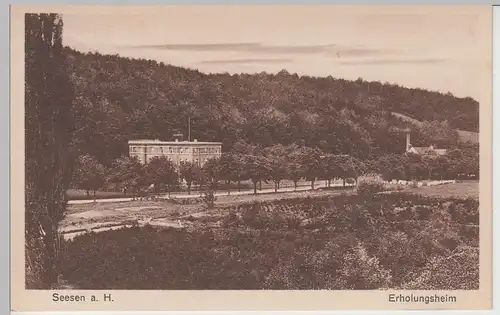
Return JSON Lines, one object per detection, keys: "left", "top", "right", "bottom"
{"left": 64, "top": 48, "right": 479, "bottom": 167}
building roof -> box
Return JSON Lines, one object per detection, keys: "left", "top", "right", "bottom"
{"left": 128, "top": 139, "right": 222, "bottom": 145}
{"left": 407, "top": 146, "right": 447, "bottom": 156}
{"left": 434, "top": 149, "right": 448, "bottom": 156}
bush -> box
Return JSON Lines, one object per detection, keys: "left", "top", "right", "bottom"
{"left": 356, "top": 176, "right": 387, "bottom": 196}
{"left": 400, "top": 246, "right": 479, "bottom": 290}
{"left": 337, "top": 244, "right": 392, "bottom": 289}
{"left": 60, "top": 192, "right": 479, "bottom": 290}
{"left": 202, "top": 184, "right": 217, "bottom": 209}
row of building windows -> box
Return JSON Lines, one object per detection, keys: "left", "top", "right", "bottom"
{"left": 130, "top": 146, "right": 221, "bottom": 154}
{"left": 130, "top": 153, "right": 214, "bottom": 165}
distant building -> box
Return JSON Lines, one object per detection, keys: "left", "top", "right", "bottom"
{"left": 405, "top": 131, "right": 447, "bottom": 156}
{"left": 128, "top": 137, "right": 222, "bottom": 167}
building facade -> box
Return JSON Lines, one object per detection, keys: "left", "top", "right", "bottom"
{"left": 128, "top": 139, "right": 222, "bottom": 167}
{"left": 405, "top": 131, "right": 447, "bottom": 156}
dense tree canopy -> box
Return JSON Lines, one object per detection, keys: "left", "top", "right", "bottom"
{"left": 62, "top": 48, "right": 479, "bottom": 167}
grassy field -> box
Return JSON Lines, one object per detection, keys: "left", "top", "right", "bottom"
{"left": 403, "top": 181, "right": 478, "bottom": 199}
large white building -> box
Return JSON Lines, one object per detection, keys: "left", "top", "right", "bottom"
{"left": 128, "top": 138, "right": 222, "bottom": 167}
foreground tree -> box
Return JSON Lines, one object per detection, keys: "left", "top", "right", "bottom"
{"left": 179, "top": 161, "right": 201, "bottom": 195}
{"left": 72, "top": 154, "right": 106, "bottom": 200}
{"left": 322, "top": 154, "right": 341, "bottom": 187}
{"left": 231, "top": 154, "right": 249, "bottom": 192}
{"left": 263, "top": 145, "right": 288, "bottom": 192}
{"left": 217, "top": 153, "right": 237, "bottom": 195}
{"left": 337, "top": 155, "right": 367, "bottom": 187}
{"left": 25, "top": 13, "right": 76, "bottom": 289}
{"left": 285, "top": 145, "right": 305, "bottom": 190}
{"left": 300, "top": 147, "right": 323, "bottom": 189}
{"left": 203, "top": 158, "right": 221, "bottom": 194}
{"left": 244, "top": 155, "right": 270, "bottom": 194}
{"left": 108, "top": 156, "right": 147, "bottom": 199}
{"left": 144, "top": 156, "right": 178, "bottom": 196}
{"left": 378, "top": 154, "right": 407, "bottom": 182}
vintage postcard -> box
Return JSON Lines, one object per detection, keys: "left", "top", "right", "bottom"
{"left": 11, "top": 5, "right": 493, "bottom": 311}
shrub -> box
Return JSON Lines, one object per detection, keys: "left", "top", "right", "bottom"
{"left": 356, "top": 176, "right": 387, "bottom": 196}
{"left": 400, "top": 246, "right": 479, "bottom": 290}
{"left": 337, "top": 243, "right": 392, "bottom": 289}
{"left": 203, "top": 185, "right": 217, "bottom": 209}
{"left": 60, "top": 192, "right": 479, "bottom": 290}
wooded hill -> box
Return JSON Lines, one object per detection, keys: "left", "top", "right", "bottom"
{"left": 63, "top": 48, "right": 479, "bottom": 167}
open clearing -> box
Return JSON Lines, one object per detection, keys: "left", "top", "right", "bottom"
{"left": 61, "top": 187, "right": 353, "bottom": 234}
{"left": 404, "top": 181, "right": 478, "bottom": 199}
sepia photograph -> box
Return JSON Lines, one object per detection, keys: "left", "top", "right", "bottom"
{"left": 11, "top": 4, "right": 493, "bottom": 311}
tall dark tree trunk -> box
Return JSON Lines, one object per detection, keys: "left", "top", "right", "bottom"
{"left": 237, "top": 180, "right": 241, "bottom": 192}
{"left": 311, "top": 179, "right": 315, "bottom": 190}
{"left": 86, "top": 189, "right": 90, "bottom": 197}
{"left": 343, "top": 179, "right": 346, "bottom": 187}
{"left": 25, "top": 14, "right": 75, "bottom": 289}
{"left": 274, "top": 182, "right": 278, "bottom": 193}
{"left": 294, "top": 181, "right": 298, "bottom": 191}
{"left": 328, "top": 179, "right": 331, "bottom": 187}
{"left": 253, "top": 181, "right": 257, "bottom": 195}
{"left": 259, "top": 180, "right": 262, "bottom": 191}
{"left": 187, "top": 182, "right": 191, "bottom": 195}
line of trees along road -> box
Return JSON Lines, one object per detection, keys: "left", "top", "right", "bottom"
{"left": 71, "top": 143, "right": 479, "bottom": 200}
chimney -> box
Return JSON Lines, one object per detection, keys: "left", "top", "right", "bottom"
{"left": 405, "top": 131, "right": 411, "bottom": 152}
{"left": 173, "top": 132, "right": 183, "bottom": 142}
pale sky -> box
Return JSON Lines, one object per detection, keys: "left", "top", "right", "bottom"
{"left": 61, "top": 6, "right": 491, "bottom": 100}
